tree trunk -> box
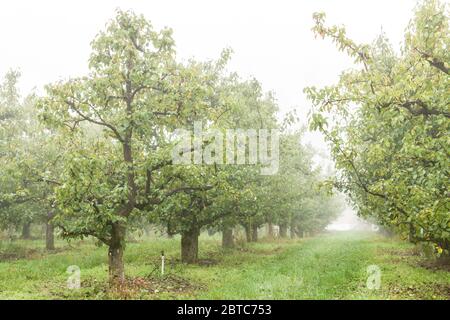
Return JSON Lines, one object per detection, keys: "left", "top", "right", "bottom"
{"left": 267, "top": 223, "right": 274, "bottom": 239}
{"left": 222, "top": 227, "right": 234, "bottom": 248}
{"left": 408, "top": 224, "right": 416, "bottom": 243}
{"left": 181, "top": 227, "right": 199, "bottom": 264}
{"left": 45, "top": 211, "right": 55, "bottom": 251}
{"left": 167, "top": 223, "right": 174, "bottom": 238}
{"left": 108, "top": 223, "right": 125, "bottom": 283}
{"left": 21, "top": 222, "right": 31, "bottom": 239}
{"left": 437, "top": 239, "right": 450, "bottom": 264}
{"left": 279, "top": 223, "right": 288, "bottom": 238}
{"left": 290, "top": 223, "right": 296, "bottom": 239}
{"left": 251, "top": 224, "right": 258, "bottom": 242}
{"left": 244, "top": 224, "right": 252, "bottom": 242}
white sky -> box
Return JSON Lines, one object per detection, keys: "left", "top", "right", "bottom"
{"left": 0, "top": 0, "right": 418, "bottom": 153}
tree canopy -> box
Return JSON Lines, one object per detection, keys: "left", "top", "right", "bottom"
{"left": 307, "top": 0, "right": 449, "bottom": 254}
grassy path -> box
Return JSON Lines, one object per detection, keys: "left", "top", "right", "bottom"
{"left": 196, "top": 233, "right": 375, "bottom": 299}
{"left": 194, "top": 232, "right": 449, "bottom": 299}
{"left": 0, "top": 232, "right": 448, "bottom": 299}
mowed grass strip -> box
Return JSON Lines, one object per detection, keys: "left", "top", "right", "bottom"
{"left": 0, "top": 232, "right": 448, "bottom": 299}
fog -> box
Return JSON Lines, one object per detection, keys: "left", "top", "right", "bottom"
{"left": 0, "top": 0, "right": 417, "bottom": 152}
{"left": 326, "top": 207, "right": 372, "bottom": 232}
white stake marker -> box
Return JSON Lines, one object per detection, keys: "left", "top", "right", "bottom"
{"left": 161, "top": 250, "right": 165, "bottom": 276}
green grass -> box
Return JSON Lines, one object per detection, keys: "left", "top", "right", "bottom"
{"left": 0, "top": 232, "right": 448, "bottom": 300}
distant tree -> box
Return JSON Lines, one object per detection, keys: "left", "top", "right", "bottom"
{"left": 0, "top": 71, "right": 59, "bottom": 249}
